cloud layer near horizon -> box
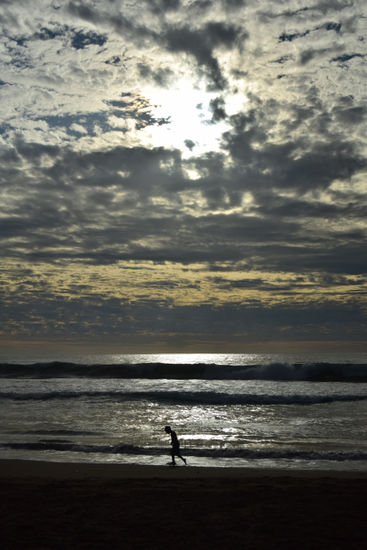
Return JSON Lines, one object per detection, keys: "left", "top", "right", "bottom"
{"left": 1, "top": 0, "right": 366, "bottom": 349}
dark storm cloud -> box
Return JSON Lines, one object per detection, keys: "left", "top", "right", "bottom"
{"left": 66, "top": 2, "right": 245, "bottom": 90}
{"left": 66, "top": 1, "right": 157, "bottom": 44}
{"left": 161, "top": 21, "right": 246, "bottom": 89}
{"left": 5, "top": 75, "right": 366, "bottom": 213}
{"left": 1, "top": 133, "right": 366, "bottom": 275}
{"left": 220, "top": 98, "right": 366, "bottom": 196}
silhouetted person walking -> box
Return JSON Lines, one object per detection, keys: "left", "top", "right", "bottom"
{"left": 164, "top": 425, "right": 187, "bottom": 465}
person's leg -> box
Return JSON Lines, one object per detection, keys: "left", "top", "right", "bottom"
{"left": 176, "top": 450, "right": 186, "bottom": 464}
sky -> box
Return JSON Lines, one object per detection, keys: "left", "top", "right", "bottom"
{"left": 0, "top": 0, "right": 367, "bottom": 354}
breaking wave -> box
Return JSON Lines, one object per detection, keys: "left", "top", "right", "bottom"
{"left": 0, "top": 390, "right": 366, "bottom": 405}
{"left": 1, "top": 361, "right": 367, "bottom": 382}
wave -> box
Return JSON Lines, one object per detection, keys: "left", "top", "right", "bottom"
{"left": 0, "top": 389, "right": 366, "bottom": 405}
{"left": 1, "top": 441, "right": 367, "bottom": 462}
{"left": 1, "top": 361, "right": 367, "bottom": 381}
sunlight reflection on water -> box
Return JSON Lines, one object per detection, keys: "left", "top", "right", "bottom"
{"left": 111, "top": 353, "right": 262, "bottom": 365}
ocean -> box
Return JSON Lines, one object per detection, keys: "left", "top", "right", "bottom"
{"left": 1, "top": 351, "right": 367, "bottom": 471}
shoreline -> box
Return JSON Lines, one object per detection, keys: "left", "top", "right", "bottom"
{"left": 1, "top": 459, "right": 366, "bottom": 549}
{"left": 1, "top": 457, "right": 367, "bottom": 480}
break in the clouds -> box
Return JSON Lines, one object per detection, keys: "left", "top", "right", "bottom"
{"left": 0, "top": 0, "right": 366, "bottom": 350}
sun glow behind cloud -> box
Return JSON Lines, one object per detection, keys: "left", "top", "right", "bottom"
{"left": 146, "top": 81, "right": 230, "bottom": 156}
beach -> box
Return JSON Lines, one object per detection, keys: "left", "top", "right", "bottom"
{"left": 0, "top": 460, "right": 366, "bottom": 549}
{"left": 1, "top": 353, "right": 367, "bottom": 548}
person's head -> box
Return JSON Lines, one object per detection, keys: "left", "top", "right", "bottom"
{"left": 164, "top": 425, "right": 171, "bottom": 434}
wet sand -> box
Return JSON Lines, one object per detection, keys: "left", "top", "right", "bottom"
{"left": 0, "top": 460, "right": 366, "bottom": 549}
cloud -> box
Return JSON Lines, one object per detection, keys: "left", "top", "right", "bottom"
{"left": 105, "top": 94, "right": 171, "bottom": 130}
{"left": 138, "top": 62, "right": 174, "bottom": 87}
{"left": 184, "top": 139, "right": 196, "bottom": 150}
{"left": 209, "top": 96, "right": 227, "bottom": 122}
{"left": 1, "top": 129, "right": 366, "bottom": 277}
{"left": 0, "top": 0, "right": 366, "bottom": 346}
{"left": 1, "top": 286, "right": 365, "bottom": 344}
{"left": 147, "top": 0, "right": 182, "bottom": 14}
{"left": 161, "top": 21, "right": 246, "bottom": 89}
{"left": 66, "top": 1, "right": 158, "bottom": 44}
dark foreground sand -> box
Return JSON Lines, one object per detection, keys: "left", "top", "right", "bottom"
{"left": 0, "top": 460, "right": 366, "bottom": 549}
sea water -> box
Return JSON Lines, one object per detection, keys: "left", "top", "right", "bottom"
{"left": 0, "top": 352, "right": 367, "bottom": 471}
